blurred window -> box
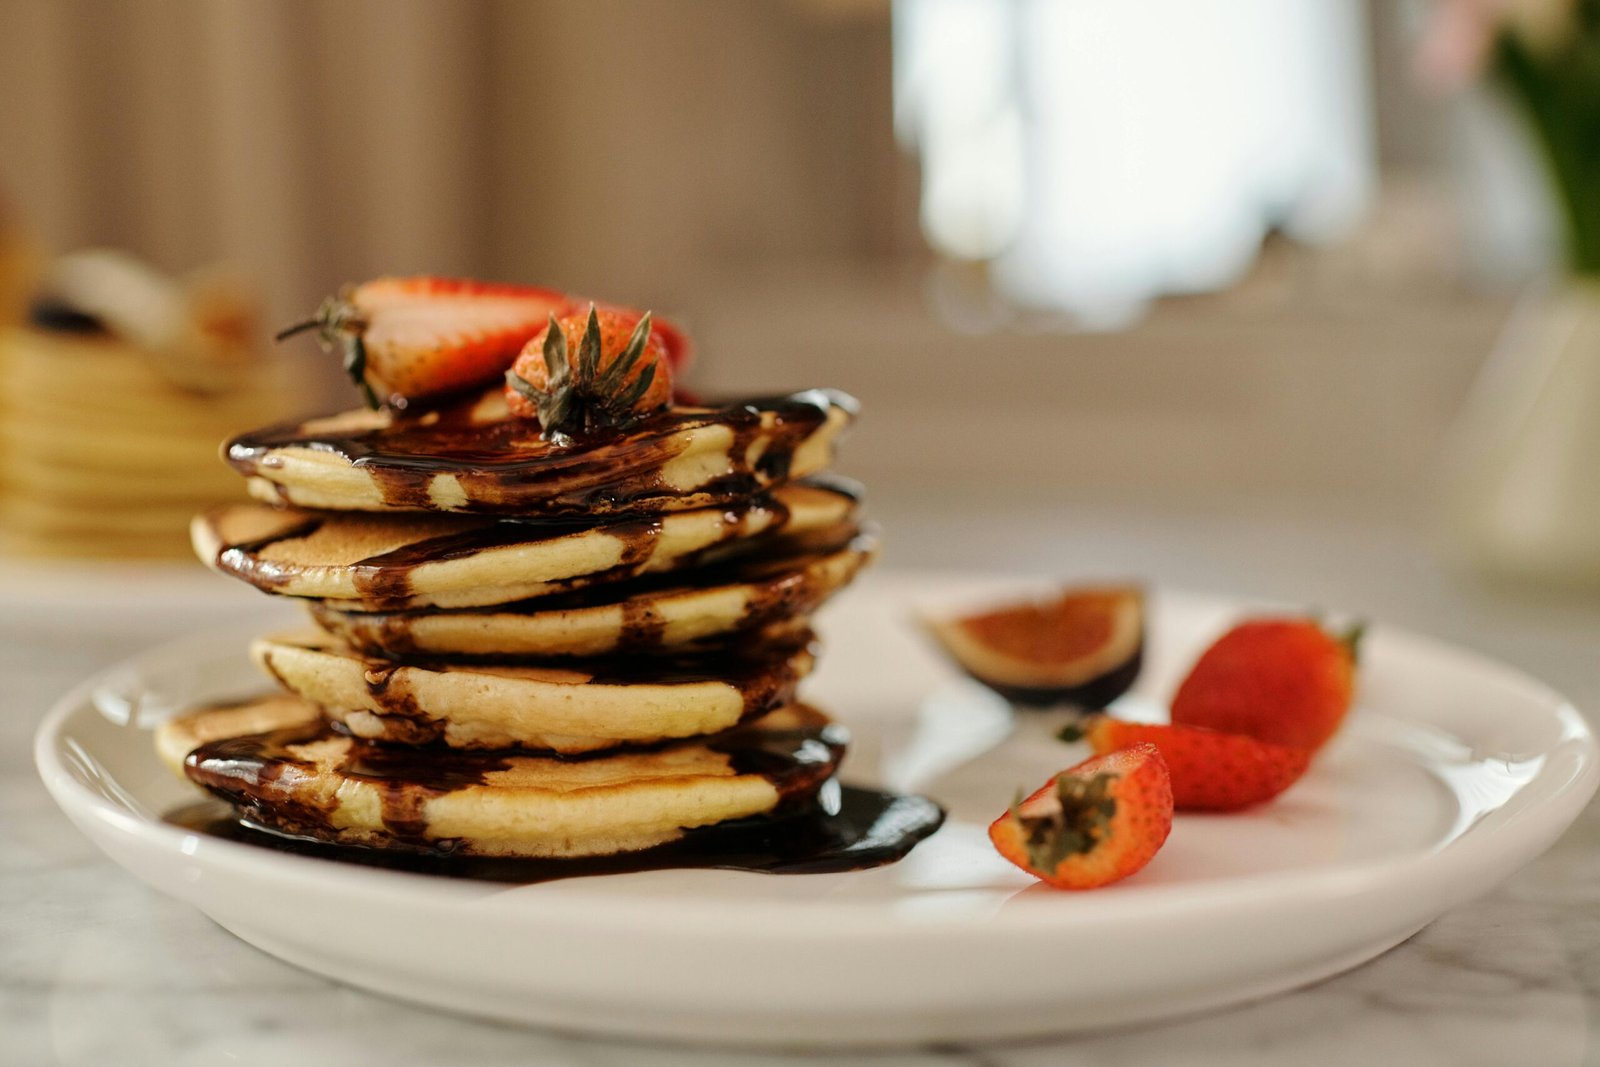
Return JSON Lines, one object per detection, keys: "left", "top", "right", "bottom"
{"left": 893, "top": 0, "right": 1377, "bottom": 325}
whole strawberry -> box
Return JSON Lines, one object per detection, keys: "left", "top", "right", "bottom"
{"left": 1171, "top": 618, "right": 1362, "bottom": 752}
{"left": 279, "top": 276, "right": 567, "bottom": 408}
{"left": 595, "top": 300, "right": 693, "bottom": 378}
{"left": 505, "top": 305, "right": 673, "bottom": 440}
{"left": 989, "top": 742, "right": 1173, "bottom": 890}
{"left": 1067, "top": 716, "right": 1311, "bottom": 812}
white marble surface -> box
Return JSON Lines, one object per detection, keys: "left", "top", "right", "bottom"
{"left": 7, "top": 493, "right": 1600, "bottom": 1066}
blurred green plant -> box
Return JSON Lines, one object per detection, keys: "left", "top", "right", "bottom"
{"left": 1495, "top": 1, "right": 1600, "bottom": 270}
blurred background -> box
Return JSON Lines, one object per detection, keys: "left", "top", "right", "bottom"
{"left": 1, "top": 0, "right": 1597, "bottom": 593}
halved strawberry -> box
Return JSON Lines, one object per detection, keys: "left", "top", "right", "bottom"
{"left": 278, "top": 276, "right": 567, "bottom": 408}
{"left": 1066, "top": 716, "right": 1311, "bottom": 812}
{"left": 1171, "top": 618, "right": 1362, "bottom": 752}
{"left": 504, "top": 305, "right": 673, "bottom": 439}
{"left": 989, "top": 742, "right": 1172, "bottom": 890}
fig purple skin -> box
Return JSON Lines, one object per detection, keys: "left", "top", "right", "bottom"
{"left": 960, "top": 641, "right": 1143, "bottom": 709}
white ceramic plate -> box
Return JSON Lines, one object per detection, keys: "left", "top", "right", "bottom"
{"left": 35, "top": 573, "right": 1599, "bottom": 1047}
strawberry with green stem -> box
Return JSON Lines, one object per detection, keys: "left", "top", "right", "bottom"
{"left": 505, "top": 304, "right": 672, "bottom": 441}
{"left": 275, "top": 277, "right": 694, "bottom": 411}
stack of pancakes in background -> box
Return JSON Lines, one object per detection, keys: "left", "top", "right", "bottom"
{"left": 164, "top": 386, "right": 880, "bottom": 859}
{"left": 0, "top": 250, "right": 286, "bottom": 559}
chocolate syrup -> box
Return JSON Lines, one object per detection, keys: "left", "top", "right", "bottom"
{"left": 175, "top": 705, "right": 945, "bottom": 877}
{"left": 225, "top": 390, "right": 854, "bottom": 517}
{"left": 164, "top": 783, "right": 944, "bottom": 884}
{"left": 187, "top": 383, "right": 926, "bottom": 884}
{"left": 345, "top": 515, "right": 619, "bottom": 604}
{"left": 212, "top": 513, "right": 327, "bottom": 592}
{"left": 188, "top": 688, "right": 836, "bottom": 820}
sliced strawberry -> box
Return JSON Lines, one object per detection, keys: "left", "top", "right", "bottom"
{"left": 1171, "top": 618, "right": 1362, "bottom": 752}
{"left": 989, "top": 742, "right": 1172, "bottom": 890}
{"left": 1068, "top": 716, "right": 1311, "bottom": 812}
{"left": 339, "top": 276, "right": 562, "bottom": 312}
{"left": 279, "top": 278, "right": 696, "bottom": 410}
{"left": 278, "top": 277, "right": 568, "bottom": 408}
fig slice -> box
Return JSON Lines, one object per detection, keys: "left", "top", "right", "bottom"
{"left": 926, "top": 585, "right": 1144, "bottom": 708}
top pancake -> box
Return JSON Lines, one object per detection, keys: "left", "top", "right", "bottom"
{"left": 227, "top": 387, "right": 856, "bottom": 517}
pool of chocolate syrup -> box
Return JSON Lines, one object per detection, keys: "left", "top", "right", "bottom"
{"left": 164, "top": 783, "right": 944, "bottom": 884}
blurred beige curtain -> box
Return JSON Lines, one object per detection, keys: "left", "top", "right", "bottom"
{"left": 0, "top": 0, "right": 903, "bottom": 330}
{"left": 0, "top": 0, "right": 488, "bottom": 322}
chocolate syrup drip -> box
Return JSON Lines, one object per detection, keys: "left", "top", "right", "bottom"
{"left": 226, "top": 390, "right": 853, "bottom": 516}
{"left": 190, "top": 722, "right": 519, "bottom": 844}
{"left": 352, "top": 662, "right": 440, "bottom": 743}
{"left": 495, "top": 526, "right": 868, "bottom": 609}
{"left": 213, "top": 515, "right": 327, "bottom": 592}
{"left": 617, "top": 596, "right": 668, "bottom": 649}
{"left": 345, "top": 514, "right": 619, "bottom": 604}
{"left": 165, "top": 783, "right": 944, "bottom": 884}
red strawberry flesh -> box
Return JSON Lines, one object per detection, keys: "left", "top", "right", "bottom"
{"left": 989, "top": 742, "right": 1173, "bottom": 890}
{"left": 1078, "top": 717, "right": 1311, "bottom": 811}
{"left": 1171, "top": 618, "right": 1359, "bottom": 751}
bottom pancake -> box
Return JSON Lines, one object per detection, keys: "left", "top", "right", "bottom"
{"left": 172, "top": 697, "right": 846, "bottom": 858}
{"left": 155, "top": 691, "right": 319, "bottom": 776}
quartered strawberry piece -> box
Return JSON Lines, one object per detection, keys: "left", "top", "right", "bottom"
{"left": 1067, "top": 716, "right": 1311, "bottom": 812}
{"left": 1171, "top": 618, "right": 1363, "bottom": 752}
{"left": 989, "top": 742, "right": 1173, "bottom": 890}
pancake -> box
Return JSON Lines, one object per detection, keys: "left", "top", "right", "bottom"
{"left": 0, "top": 324, "right": 288, "bottom": 560}
{"left": 193, "top": 480, "right": 860, "bottom": 611}
{"left": 155, "top": 691, "right": 320, "bottom": 777}
{"left": 307, "top": 531, "right": 877, "bottom": 658}
{"left": 251, "top": 630, "right": 816, "bottom": 752}
{"left": 182, "top": 698, "right": 847, "bottom": 857}
{"left": 228, "top": 387, "right": 855, "bottom": 516}
{"left": 0, "top": 490, "right": 219, "bottom": 558}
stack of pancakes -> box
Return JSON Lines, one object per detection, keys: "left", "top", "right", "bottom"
{"left": 163, "top": 385, "right": 877, "bottom": 858}
{"left": 0, "top": 325, "right": 287, "bottom": 559}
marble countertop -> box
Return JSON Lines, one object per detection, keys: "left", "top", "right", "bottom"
{"left": 7, "top": 492, "right": 1600, "bottom": 1066}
